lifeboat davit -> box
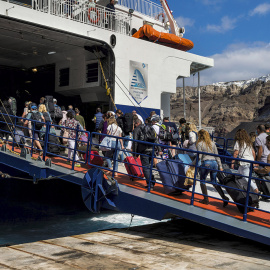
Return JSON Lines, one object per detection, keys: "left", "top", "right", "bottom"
{"left": 132, "top": 25, "right": 194, "bottom": 52}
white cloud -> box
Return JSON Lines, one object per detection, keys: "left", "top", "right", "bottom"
{"left": 250, "top": 3, "right": 270, "bottom": 16}
{"left": 175, "top": 16, "right": 195, "bottom": 28}
{"left": 206, "top": 16, "right": 238, "bottom": 33}
{"left": 179, "top": 43, "right": 270, "bottom": 86}
{"left": 198, "top": 0, "right": 222, "bottom": 6}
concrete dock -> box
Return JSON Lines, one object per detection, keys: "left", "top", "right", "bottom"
{"left": 1, "top": 219, "right": 270, "bottom": 270}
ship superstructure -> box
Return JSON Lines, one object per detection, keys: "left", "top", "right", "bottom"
{"left": 0, "top": 0, "right": 213, "bottom": 119}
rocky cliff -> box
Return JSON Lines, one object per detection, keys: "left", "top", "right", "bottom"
{"left": 170, "top": 75, "right": 270, "bottom": 135}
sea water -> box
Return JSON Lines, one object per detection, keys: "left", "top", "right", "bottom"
{"left": 0, "top": 176, "right": 160, "bottom": 246}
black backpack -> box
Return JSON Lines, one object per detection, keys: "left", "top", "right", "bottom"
{"left": 54, "top": 105, "right": 63, "bottom": 120}
{"left": 30, "top": 112, "right": 43, "bottom": 130}
{"left": 123, "top": 112, "right": 133, "bottom": 134}
{"left": 141, "top": 125, "right": 156, "bottom": 143}
{"left": 43, "top": 112, "right": 51, "bottom": 122}
{"left": 158, "top": 124, "right": 173, "bottom": 141}
{"left": 45, "top": 96, "right": 55, "bottom": 115}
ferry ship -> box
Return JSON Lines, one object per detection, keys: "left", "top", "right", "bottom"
{"left": 1, "top": 0, "right": 269, "bottom": 247}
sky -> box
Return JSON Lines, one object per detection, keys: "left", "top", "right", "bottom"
{"left": 164, "top": 0, "right": 270, "bottom": 86}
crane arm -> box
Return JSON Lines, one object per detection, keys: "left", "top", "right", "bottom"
{"left": 159, "top": 0, "right": 185, "bottom": 37}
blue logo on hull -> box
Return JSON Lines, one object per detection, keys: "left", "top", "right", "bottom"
{"left": 131, "top": 69, "right": 146, "bottom": 89}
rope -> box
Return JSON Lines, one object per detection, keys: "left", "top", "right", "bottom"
{"left": 0, "top": 170, "right": 84, "bottom": 182}
{"left": 93, "top": 50, "right": 149, "bottom": 119}
{"left": 98, "top": 58, "right": 117, "bottom": 110}
{"left": 126, "top": 214, "right": 135, "bottom": 230}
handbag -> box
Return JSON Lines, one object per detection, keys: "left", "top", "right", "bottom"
{"left": 99, "top": 136, "right": 113, "bottom": 151}
{"left": 99, "top": 125, "right": 119, "bottom": 152}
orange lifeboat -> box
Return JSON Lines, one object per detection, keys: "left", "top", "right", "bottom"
{"left": 132, "top": 25, "right": 194, "bottom": 52}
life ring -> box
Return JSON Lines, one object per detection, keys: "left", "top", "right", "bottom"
{"left": 88, "top": 7, "right": 100, "bottom": 24}
{"left": 155, "top": 13, "right": 165, "bottom": 23}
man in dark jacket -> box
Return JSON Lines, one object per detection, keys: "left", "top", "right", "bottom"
{"left": 133, "top": 119, "right": 161, "bottom": 190}
{"left": 106, "top": 0, "right": 115, "bottom": 11}
{"left": 106, "top": 0, "right": 115, "bottom": 29}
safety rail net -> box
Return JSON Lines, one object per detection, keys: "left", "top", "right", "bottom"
{"left": 0, "top": 112, "right": 270, "bottom": 225}
{"left": 117, "top": 0, "right": 167, "bottom": 23}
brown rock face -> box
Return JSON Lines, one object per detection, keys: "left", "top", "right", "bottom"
{"left": 170, "top": 81, "right": 270, "bottom": 135}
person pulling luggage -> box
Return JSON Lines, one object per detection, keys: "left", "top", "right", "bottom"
{"left": 197, "top": 129, "right": 229, "bottom": 206}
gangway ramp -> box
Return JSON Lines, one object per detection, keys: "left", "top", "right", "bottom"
{"left": 0, "top": 116, "right": 270, "bottom": 246}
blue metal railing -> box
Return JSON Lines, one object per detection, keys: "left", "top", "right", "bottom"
{"left": 0, "top": 112, "right": 270, "bottom": 223}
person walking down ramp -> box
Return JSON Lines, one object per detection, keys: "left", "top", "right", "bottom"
{"left": 197, "top": 129, "right": 229, "bottom": 206}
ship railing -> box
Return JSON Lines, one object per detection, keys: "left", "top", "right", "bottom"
{"left": 0, "top": 113, "right": 269, "bottom": 222}
{"left": 3, "top": 0, "right": 132, "bottom": 36}
{"left": 117, "top": 0, "right": 167, "bottom": 23}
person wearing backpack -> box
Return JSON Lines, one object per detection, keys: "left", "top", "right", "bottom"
{"left": 24, "top": 103, "right": 45, "bottom": 155}
{"left": 38, "top": 104, "right": 52, "bottom": 123}
{"left": 163, "top": 117, "right": 179, "bottom": 156}
{"left": 133, "top": 119, "right": 162, "bottom": 190}
{"left": 53, "top": 99, "right": 63, "bottom": 125}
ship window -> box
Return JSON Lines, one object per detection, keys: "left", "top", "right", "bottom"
{"left": 59, "top": 68, "right": 70, "bottom": 87}
{"left": 86, "top": 63, "right": 99, "bottom": 83}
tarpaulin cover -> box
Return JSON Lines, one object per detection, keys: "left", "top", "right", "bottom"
{"left": 132, "top": 24, "right": 194, "bottom": 51}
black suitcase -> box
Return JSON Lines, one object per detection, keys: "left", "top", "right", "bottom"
{"left": 217, "top": 170, "right": 259, "bottom": 213}
{"left": 254, "top": 173, "right": 270, "bottom": 198}
{"left": 156, "top": 159, "right": 190, "bottom": 195}
{"left": 47, "top": 135, "right": 61, "bottom": 155}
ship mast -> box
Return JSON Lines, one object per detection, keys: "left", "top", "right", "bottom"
{"left": 159, "top": 0, "right": 185, "bottom": 37}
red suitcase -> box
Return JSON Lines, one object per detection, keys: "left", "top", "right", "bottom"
{"left": 124, "top": 156, "right": 144, "bottom": 180}
{"left": 84, "top": 150, "right": 104, "bottom": 168}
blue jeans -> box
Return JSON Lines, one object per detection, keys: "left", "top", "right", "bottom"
{"left": 105, "top": 140, "right": 121, "bottom": 171}
{"left": 200, "top": 160, "right": 218, "bottom": 183}
{"left": 123, "top": 135, "right": 131, "bottom": 149}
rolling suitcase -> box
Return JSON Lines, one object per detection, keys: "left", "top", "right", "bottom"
{"left": 156, "top": 159, "right": 190, "bottom": 195}
{"left": 124, "top": 156, "right": 144, "bottom": 180}
{"left": 84, "top": 150, "right": 104, "bottom": 168}
{"left": 217, "top": 170, "right": 259, "bottom": 213}
{"left": 254, "top": 173, "right": 270, "bottom": 199}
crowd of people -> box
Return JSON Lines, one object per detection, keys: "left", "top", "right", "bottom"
{"left": 0, "top": 96, "right": 270, "bottom": 202}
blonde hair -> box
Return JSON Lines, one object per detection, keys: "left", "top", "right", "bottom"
{"left": 107, "top": 116, "right": 117, "bottom": 126}
{"left": 197, "top": 129, "right": 212, "bottom": 151}
{"left": 189, "top": 123, "right": 198, "bottom": 133}
{"left": 38, "top": 104, "right": 47, "bottom": 113}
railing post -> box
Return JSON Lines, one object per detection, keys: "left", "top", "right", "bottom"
{"left": 87, "top": 132, "right": 94, "bottom": 167}
{"left": 12, "top": 116, "right": 16, "bottom": 151}
{"left": 85, "top": 131, "right": 90, "bottom": 166}
{"left": 243, "top": 163, "right": 253, "bottom": 221}
{"left": 190, "top": 153, "right": 199, "bottom": 205}
{"left": 31, "top": 121, "right": 35, "bottom": 157}
{"left": 71, "top": 124, "right": 79, "bottom": 170}
{"left": 147, "top": 144, "right": 156, "bottom": 193}
{"left": 112, "top": 137, "right": 118, "bottom": 178}
{"left": 43, "top": 121, "right": 50, "bottom": 161}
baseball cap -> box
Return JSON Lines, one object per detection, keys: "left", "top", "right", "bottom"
{"left": 31, "top": 105, "right": 37, "bottom": 109}
{"left": 151, "top": 115, "right": 160, "bottom": 122}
